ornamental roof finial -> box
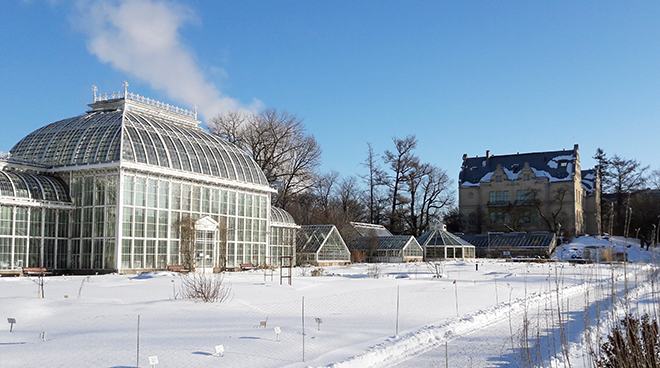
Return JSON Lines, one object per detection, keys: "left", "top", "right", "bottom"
{"left": 122, "top": 81, "right": 129, "bottom": 98}
{"left": 193, "top": 104, "right": 198, "bottom": 120}
{"left": 92, "top": 85, "right": 98, "bottom": 102}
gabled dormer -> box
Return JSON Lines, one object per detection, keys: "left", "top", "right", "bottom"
{"left": 517, "top": 162, "right": 536, "bottom": 181}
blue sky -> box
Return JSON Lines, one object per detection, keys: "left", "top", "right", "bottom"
{"left": 1, "top": 1, "right": 659, "bottom": 189}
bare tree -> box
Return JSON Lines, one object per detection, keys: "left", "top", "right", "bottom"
{"left": 606, "top": 154, "right": 649, "bottom": 235}
{"left": 649, "top": 169, "right": 660, "bottom": 191}
{"left": 337, "top": 176, "right": 365, "bottom": 223}
{"left": 360, "top": 143, "right": 387, "bottom": 224}
{"left": 176, "top": 215, "right": 197, "bottom": 272}
{"left": 414, "top": 166, "right": 454, "bottom": 235}
{"left": 608, "top": 155, "right": 648, "bottom": 196}
{"left": 383, "top": 135, "right": 419, "bottom": 234}
{"left": 405, "top": 162, "right": 432, "bottom": 235}
{"left": 208, "top": 111, "right": 248, "bottom": 147}
{"left": 533, "top": 187, "right": 568, "bottom": 235}
{"left": 314, "top": 170, "right": 340, "bottom": 221}
{"left": 209, "top": 108, "right": 322, "bottom": 208}
{"left": 216, "top": 217, "right": 228, "bottom": 272}
{"left": 367, "top": 229, "right": 380, "bottom": 261}
{"left": 443, "top": 207, "right": 466, "bottom": 233}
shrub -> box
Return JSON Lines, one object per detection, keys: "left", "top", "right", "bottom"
{"left": 594, "top": 313, "right": 660, "bottom": 368}
{"left": 310, "top": 267, "right": 325, "bottom": 277}
{"left": 179, "top": 273, "right": 232, "bottom": 303}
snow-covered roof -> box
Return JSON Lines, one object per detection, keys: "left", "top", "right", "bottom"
{"left": 581, "top": 169, "right": 598, "bottom": 195}
{"left": 348, "top": 222, "right": 393, "bottom": 237}
{"left": 460, "top": 145, "right": 580, "bottom": 187}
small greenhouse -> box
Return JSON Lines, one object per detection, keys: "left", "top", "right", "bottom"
{"left": 348, "top": 235, "right": 424, "bottom": 263}
{"left": 417, "top": 224, "right": 476, "bottom": 260}
{"left": 269, "top": 207, "right": 299, "bottom": 266}
{"left": 295, "top": 225, "right": 350, "bottom": 266}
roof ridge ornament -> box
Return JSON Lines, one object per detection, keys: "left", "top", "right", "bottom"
{"left": 91, "top": 82, "right": 199, "bottom": 123}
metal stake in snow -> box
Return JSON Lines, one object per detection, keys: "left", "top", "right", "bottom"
{"left": 445, "top": 341, "right": 449, "bottom": 368}
{"left": 136, "top": 315, "right": 141, "bottom": 368}
{"left": 315, "top": 318, "right": 322, "bottom": 331}
{"left": 453, "top": 280, "right": 459, "bottom": 316}
{"left": 148, "top": 356, "right": 158, "bottom": 368}
{"left": 7, "top": 318, "right": 16, "bottom": 332}
{"left": 395, "top": 286, "right": 400, "bottom": 336}
{"left": 301, "top": 296, "right": 305, "bottom": 362}
{"left": 274, "top": 326, "right": 281, "bottom": 342}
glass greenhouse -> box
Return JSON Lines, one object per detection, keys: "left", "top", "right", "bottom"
{"left": 347, "top": 235, "right": 423, "bottom": 263}
{"left": 295, "top": 225, "right": 350, "bottom": 266}
{"left": 0, "top": 89, "right": 297, "bottom": 274}
{"left": 417, "top": 225, "right": 476, "bottom": 260}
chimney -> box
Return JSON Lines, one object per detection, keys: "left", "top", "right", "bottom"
{"left": 573, "top": 144, "right": 579, "bottom": 152}
{"left": 486, "top": 150, "right": 491, "bottom": 159}
{"left": 462, "top": 153, "right": 468, "bottom": 161}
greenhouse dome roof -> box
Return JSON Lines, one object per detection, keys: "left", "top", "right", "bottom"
{"left": 9, "top": 93, "right": 269, "bottom": 187}
{"left": 0, "top": 171, "right": 70, "bottom": 202}
{"left": 270, "top": 207, "right": 296, "bottom": 226}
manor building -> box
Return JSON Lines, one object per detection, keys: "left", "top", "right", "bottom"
{"left": 458, "top": 145, "right": 601, "bottom": 238}
{"left": 0, "top": 86, "right": 296, "bottom": 274}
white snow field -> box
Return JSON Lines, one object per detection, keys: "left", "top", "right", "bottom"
{"left": 1, "top": 236, "right": 658, "bottom": 368}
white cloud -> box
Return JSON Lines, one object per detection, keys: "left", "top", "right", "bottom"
{"left": 73, "top": 0, "right": 261, "bottom": 120}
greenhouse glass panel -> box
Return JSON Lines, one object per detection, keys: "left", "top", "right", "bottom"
{"left": 123, "top": 176, "right": 134, "bottom": 206}
{"left": 105, "top": 207, "right": 116, "bottom": 238}
{"left": 106, "top": 176, "right": 117, "bottom": 205}
{"left": 0, "top": 238, "right": 10, "bottom": 269}
{"left": 105, "top": 240, "right": 115, "bottom": 269}
{"left": 83, "top": 177, "right": 94, "bottom": 206}
{"left": 15, "top": 207, "right": 27, "bottom": 236}
{"left": 122, "top": 240, "right": 132, "bottom": 269}
{"left": 15, "top": 237, "right": 26, "bottom": 269}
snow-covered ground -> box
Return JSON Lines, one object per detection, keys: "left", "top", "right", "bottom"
{"left": 1, "top": 236, "right": 658, "bottom": 368}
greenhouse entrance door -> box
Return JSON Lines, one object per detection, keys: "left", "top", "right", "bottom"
{"left": 194, "top": 216, "right": 218, "bottom": 274}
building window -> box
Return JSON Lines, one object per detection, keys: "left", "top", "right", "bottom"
{"left": 496, "top": 191, "right": 503, "bottom": 202}
{"left": 496, "top": 175, "right": 502, "bottom": 182}
{"left": 523, "top": 173, "right": 530, "bottom": 181}
{"left": 517, "top": 190, "right": 531, "bottom": 202}
{"left": 490, "top": 192, "right": 496, "bottom": 203}
{"left": 503, "top": 191, "right": 509, "bottom": 202}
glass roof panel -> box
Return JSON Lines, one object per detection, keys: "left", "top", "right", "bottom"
{"left": 4, "top": 172, "right": 29, "bottom": 198}
{"left": 0, "top": 172, "right": 14, "bottom": 197}
{"left": 18, "top": 172, "right": 43, "bottom": 200}
{"left": 39, "top": 176, "right": 58, "bottom": 201}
